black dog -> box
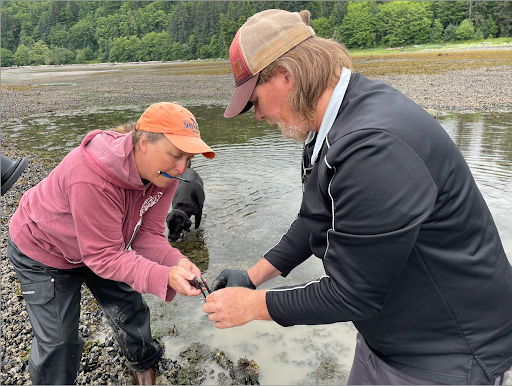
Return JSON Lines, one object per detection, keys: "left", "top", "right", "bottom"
{"left": 166, "top": 167, "right": 205, "bottom": 242}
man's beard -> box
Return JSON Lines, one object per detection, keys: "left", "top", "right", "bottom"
{"left": 267, "top": 119, "right": 311, "bottom": 143}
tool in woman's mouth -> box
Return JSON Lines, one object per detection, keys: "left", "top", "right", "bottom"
{"left": 158, "top": 171, "right": 189, "bottom": 182}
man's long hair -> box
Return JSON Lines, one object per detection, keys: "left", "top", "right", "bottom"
{"left": 258, "top": 10, "right": 353, "bottom": 126}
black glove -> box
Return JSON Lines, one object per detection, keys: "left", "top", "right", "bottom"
{"left": 210, "top": 269, "right": 256, "bottom": 292}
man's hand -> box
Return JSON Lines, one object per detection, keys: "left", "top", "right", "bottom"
{"left": 203, "top": 287, "right": 271, "bottom": 329}
{"left": 168, "top": 258, "right": 203, "bottom": 297}
{"left": 210, "top": 269, "right": 256, "bottom": 292}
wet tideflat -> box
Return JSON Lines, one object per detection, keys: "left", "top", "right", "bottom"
{"left": 2, "top": 105, "right": 511, "bottom": 384}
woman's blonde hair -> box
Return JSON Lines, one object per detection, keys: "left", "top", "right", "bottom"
{"left": 258, "top": 10, "right": 353, "bottom": 126}
{"left": 110, "top": 122, "right": 165, "bottom": 146}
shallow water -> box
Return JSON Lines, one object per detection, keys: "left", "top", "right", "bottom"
{"left": 2, "top": 106, "right": 511, "bottom": 384}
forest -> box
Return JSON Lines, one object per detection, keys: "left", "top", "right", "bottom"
{"left": 1, "top": 1, "right": 512, "bottom": 67}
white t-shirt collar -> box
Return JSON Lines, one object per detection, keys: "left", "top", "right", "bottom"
{"left": 310, "top": 67, "right": 352, "bottom": 165}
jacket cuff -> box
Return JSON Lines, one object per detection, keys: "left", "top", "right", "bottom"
{"left": 266, "top": 290, "right": 294, "bottom": 327}
{"left": 159, "top": 248, "right": 186, "bottom": 267}
{"left": 147, "top": 264, "right": 176, "bottom": 303}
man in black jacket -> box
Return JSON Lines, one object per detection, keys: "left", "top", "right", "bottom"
{"left": 203, "top": 9, "right": 512, "bottom": 385}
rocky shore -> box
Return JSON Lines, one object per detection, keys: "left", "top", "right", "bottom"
{"left": 2, "top": 50, "right": 512, "bottom": 385}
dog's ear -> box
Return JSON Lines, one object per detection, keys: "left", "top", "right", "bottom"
{"left": 167, "top": 212, "right": 185, "bottom": 241}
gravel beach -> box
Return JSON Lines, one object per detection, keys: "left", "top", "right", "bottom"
{"left": 2, "top": 48, "right": 512, "bottom": 385}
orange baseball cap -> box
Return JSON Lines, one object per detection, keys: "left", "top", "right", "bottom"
{"left": 136, "top": 102, "right": 215, "bottom": 159}
{"left": 224, "top": 9, "right": 315, "bottom": 118}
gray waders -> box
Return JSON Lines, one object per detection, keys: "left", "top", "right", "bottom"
{"left": 7, "top": 235, "right": 162, "bottom": 385}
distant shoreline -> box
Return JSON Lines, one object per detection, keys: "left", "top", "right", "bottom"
{"left": 0, "top": 59, "right": 230, "bottom": 83}
{"left": 2, "top": 41, "right": 511, "bottom": 83}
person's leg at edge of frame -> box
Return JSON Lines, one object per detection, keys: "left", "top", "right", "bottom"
{"left": 6, "top": 235, "right": 85, "bottom": 385}
{"left": 84, "top": 273, "right": 162, "bottom": 384}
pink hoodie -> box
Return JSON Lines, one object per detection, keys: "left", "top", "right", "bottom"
{"left": 9, "top": 129, "right": 186, "bottom": 302}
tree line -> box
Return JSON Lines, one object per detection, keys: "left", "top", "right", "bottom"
{"left": 1, "top": 1, "right": 512, "bottom": 67}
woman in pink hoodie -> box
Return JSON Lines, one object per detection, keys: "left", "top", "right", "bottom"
{"left": 7, "top": 102, "right": 215, "bottom": 385}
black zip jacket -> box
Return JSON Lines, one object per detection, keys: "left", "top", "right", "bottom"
{"left": 264, "top": 73, "right": 512, "bottom": 384}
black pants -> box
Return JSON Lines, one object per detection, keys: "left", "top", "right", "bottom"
{"left": 7, "top": 235, "right": 162, "bottom": 385}
{"left": 348, "top": 333, "right": 510, "bottom": 385}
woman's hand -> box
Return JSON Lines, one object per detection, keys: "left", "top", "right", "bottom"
{"left": 167, "top": 258, "right": 203, "bottom": 296}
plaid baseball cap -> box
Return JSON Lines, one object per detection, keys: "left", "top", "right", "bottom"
{"left": 137, "top": 102, "right": 215, "bottom": 159}
{"left": 224, "top": 9, "right": 316, "bottom": 118}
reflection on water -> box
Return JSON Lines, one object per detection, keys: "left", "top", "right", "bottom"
{"left": 438, "top": 111, "right": 512, "bottom": 257}
{"left": 170, "top": 228, "right": 210, "bottom": 273}
{"left": 2, "top": 106, "right": 511, "bottom": 384}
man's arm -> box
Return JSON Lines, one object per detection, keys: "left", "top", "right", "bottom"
{"left": 247, "top": 257, "right": 282, "bottom": 287}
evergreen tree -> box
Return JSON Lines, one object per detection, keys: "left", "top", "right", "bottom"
{"left": 496, "top": 1, "right": 512, "bottom": 37}
{"left": 329, "top": 2, "right": 348, "bottom": 28}
{"left": 188, "top": 34, "right": 198, "bottom": 60}
{"left": 338, "top": 2, "right": 378, "bottom": 49}
{"left": 1, "top": 0, "right": 509, "bottom": 67}
{"left": 433, "top": 1, "right": 469, "bottom": 28}
{"left": 167, "top": 41, "right": 184, "bottom": 61}
{"left": 430, "top": 19, "right": 444, "bottom": 43}
{"left": 455, "top": 19, "right": 475, "bottom": 40}
{"left": 486, "top": 15, "right": 499, "bottom": 38}
{"left": 28, "top": 40, "right": 51, "bottom": 65}
{"left": 1, "top": 7, "right": 20, "bottom": 51}
{"left": 49, "top": 46, "right": 75, "bottom": 65}
{"left": 442, "top": 23, "right": 458, "bottom": 42}
{"left": 208, "top": 34, "right": 222, "bottom": 59}
{"left": 13, "top": 44, "right": 30, "bottom": 66}
{"left": 1, "top": 48, "right": 15, "bottom": 67}
{"left": 378, "top": 2, "right": 432, "bottom": 47}
{"left": 311, "top": 17, "right": 334, "bottom": 39}
{"left": 69, "top": 17, "right": 96, "bottom": 51}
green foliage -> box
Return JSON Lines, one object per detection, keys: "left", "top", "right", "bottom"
{"left": 431, "top": 1, "right": 468, "bottom": 28}
{"left": 1, "top": 48, "right": 15, "bottom": 67}
{"left": 108, "top": 36, "right": 126, "bottom": 62}
{"left": 455, "top": 19, "right": 475, "bottom": 41}
{"left": 69, "top": 17, "right": 96, "bottom": 50}
{"left": 311, "top": 17, "right": 334, "bottom": 39}
{"left": 430, "top": 19, "right": 444, "bottom": 43}
{"left": 167, "top": 42, "right": 184, "bottom": 61}
{"left": 337, "top": 2, "right": 378, "bottom": 49}
{"left": 188, "top": 34, "right": 198, "bottom": 60}
{"left": 1, "top": 0, "right": 510, "bottom": 67}
{"left": 329, "top": 2, "right": 348, "bottom": 27}
{"left": 13, "top": 44, "right": 30, "bottom": 66}
{"left": 496, "top": 1, "right": 512, "bottom": 37}
{"left": 48, "top": 24, "right": 70, "bottom": 48}
{"left": 75, "top": 47, "right": 95, "bottom": 63}
{"left": 219, "top": 12, "right": 246, "bottom": 57}
{"left": 486, "top": 15, "right": 499, "bottom": 38}
{"left": 442, "top": 23, "right": 458, "bottom": 43}
{"left": 378, "top": 1, "right": 433, "bottom": 47}
{"left": 141, "top": 31, "right": 169, "bottom": 61}
{"left": 208, "top": 34, "right": 222, "bottom": 59}
{"left": 49, "top": 46, "right": 75, "bottom": 65}
{"left": 28, "top": 40, "right": 51, "bottom": 65}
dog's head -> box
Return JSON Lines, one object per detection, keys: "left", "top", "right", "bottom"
{"left": 166, "top": 210, "right": 192, "bottom": 242}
